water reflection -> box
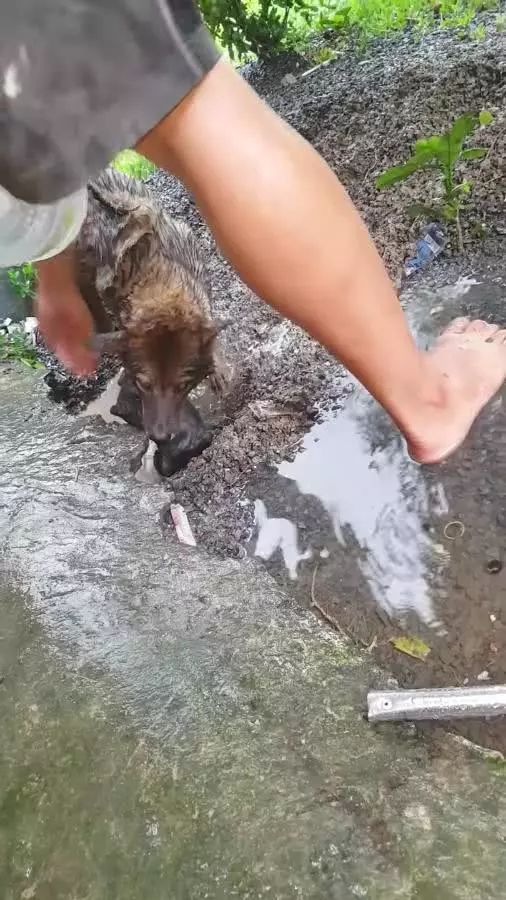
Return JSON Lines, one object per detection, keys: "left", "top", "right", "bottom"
{"left": 254, "top": 498, "right": 312, "bottom": 580}
{"left": 255, "top": 389, "right": 449, "bottom": 629}
{"left": 80, "top": 370, "right": 123, "bottom": 423}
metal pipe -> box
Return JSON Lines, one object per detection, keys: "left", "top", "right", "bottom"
{"left": 367, "top": 685, "right": 506, "bottom": 723}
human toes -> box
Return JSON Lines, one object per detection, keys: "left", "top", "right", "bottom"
{"left": 463, "top": 319, "right": 500, "bottom": 338}
{"left": 440, "top": 317, "right": 470, "bottom": 338}
{"left": 490, "top": 328, "right": 506, "bottom": 346}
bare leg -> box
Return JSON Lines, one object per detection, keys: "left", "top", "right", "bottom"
{"left": 137, "top": 59, "right": 506, "bottom": 463}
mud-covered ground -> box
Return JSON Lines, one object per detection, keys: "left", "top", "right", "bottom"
{"left": 43, "top": 11, "right": 506, "bottom": 562}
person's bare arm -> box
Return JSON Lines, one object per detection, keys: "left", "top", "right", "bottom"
{"left": 137, "top": 60, "right": 437, "bottom": 436}
{"left": 138, "top": 59, "right": 506, "bottom": 463}
{"left": 37, "top": 57, "right": 506, "bottom": 463}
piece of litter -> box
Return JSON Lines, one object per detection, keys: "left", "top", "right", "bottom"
{"left": 444, "top": 520, "right": 465, "bottom": 540}
{"left": 368, "top": 685, "right": 506, "bottom": 722}
{"left": 390, "top": 636, "right": 431, "bottom": 662}
{"left": 135, "top": 440, "right": 162, "bottom": 485}
{"left": 24, "top": 317, "right": 38, "bottom": 344}
{"left": 320, "top": 548, "right": 330, "bottom": 559}
{"left": 248, "top": 400, "right": 293, "bottom": 420}
{"left": 477, "top": 670, "right": 490, "bottom": 682}
{"left": 490, "top": 614, "right": 497, "bottom": 623}
{"left": 404, "top": 223, "right": 447, "bottom": 277}
{"left": 170, "top": 503, "right": 197, "bottom": 547}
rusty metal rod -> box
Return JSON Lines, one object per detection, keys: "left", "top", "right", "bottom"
{"left": 367, "top": 686, "right": 506, "bottom": 723}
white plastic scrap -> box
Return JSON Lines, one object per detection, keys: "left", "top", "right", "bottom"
{"left": 248, "top": 400, "right": 293, "bottom": 420}
{"left": 170, "top": 503, "right": 197, "bottom": 547}
{"left": 24, "top": 316, "right": 38, "bottom": 344}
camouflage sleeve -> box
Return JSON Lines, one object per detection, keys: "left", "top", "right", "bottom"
{"left": 0, "top": 0, "right": 220, "bottom": 204}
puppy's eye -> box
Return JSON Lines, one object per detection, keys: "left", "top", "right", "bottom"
{"left": 135, "top": 374, "right": 152, "bottom": 391}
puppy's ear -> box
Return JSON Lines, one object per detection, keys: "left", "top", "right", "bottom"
{"left": 90, "top": 331, "right": 127, "bottom": 357}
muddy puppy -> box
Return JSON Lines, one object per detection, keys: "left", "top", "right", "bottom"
{"left": 114, "top": 369, "right": 212, "bottom": 476}
{"left": 77, "top": 168, "right": 229, "bottom": 446}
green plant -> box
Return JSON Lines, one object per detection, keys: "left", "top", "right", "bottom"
{"left": 199, "top": 0, "right": 315, "bottom": 59}
{"left": 376, "top": 111, "right": 493, "bottom": 251}
{"left": 310, "top": 45, "right": 337, "bottom": 64}
{"left": 6, "top": 262, "right": 37, "bottom": 300}
{"left": 111, "top": 150, "right": 155, "bottom": 180}
{"left": 0, "top": 329, "right": 41, "bottom": 369}
{"left": 198, "top": 0, "right": 498, "bottom": 60}
{"left": 343, "top": 0, "right": 497, "bottom": 37}
{"left": 469, "top": 21, "right": 486, "bottom": 39}
{"left": 309, "top": 2, "right": 351, "bottom": 31}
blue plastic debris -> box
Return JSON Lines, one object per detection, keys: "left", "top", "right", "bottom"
{"left": 404, "top": 223, "right": 447, "bottom": 277}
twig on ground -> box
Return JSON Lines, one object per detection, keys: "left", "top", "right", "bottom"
{"left": 310, "top": 562, "right": 369, "bottom": 647}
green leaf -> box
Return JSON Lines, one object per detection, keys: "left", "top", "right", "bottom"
{"left": 441, "top": 203, "right": 458, "bottom": 221}
{"left": 449, "top": 113, "right": 479, "bottom": 145}
{"left": 429, "top": 113, "right": 479, "bottom": 172}
{"left": 479, "top": 110, "right": 493, "bottom": 126}
{"left": 461, "top": 147, "right": 488, "bottom": 160}
{"left": 454, "top": 179, "right": 472, "bottom": 195}
{"left": 111, "top": 150, "right": 155, "bottom": 180}
{"left": 375, "top": 150, "right": 434, "bottom": 189}
{"left": 390, "top": 636, "right": 431, "bottom": 661}
{"left": 413, "top": 135, "right": 443, "bottom": 156}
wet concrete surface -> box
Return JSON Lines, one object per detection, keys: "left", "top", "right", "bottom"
{"left": 250, "top": 270, "right": 506, "bottom": 753}
{"left": 1, "top": 341, "right": 506, "bottom": 896}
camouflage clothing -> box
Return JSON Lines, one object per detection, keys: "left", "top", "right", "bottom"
{"left": 1, "top": 0, "right": 219, "bottom": 204}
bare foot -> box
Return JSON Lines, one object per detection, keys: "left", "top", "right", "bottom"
{"left": 406, "top": 318, "right": 506, "bottom": 464}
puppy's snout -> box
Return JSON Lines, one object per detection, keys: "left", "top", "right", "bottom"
{"left": 149, "top": 422, "right": 173, "bottom": 442}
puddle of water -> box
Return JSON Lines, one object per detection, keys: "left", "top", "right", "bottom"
{"left": 255, "top": 390, "right": 448, "bottom": 629}
{"left": 252, "top": 274, "right": 504, "bottom": 632}
{"left": 254, "top": 498, "right": 312, "bottom": 579}
{"left": 80, "top": 370, "right": 124, "bottom": 423}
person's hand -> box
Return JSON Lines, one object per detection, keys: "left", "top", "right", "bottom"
{"left": 35, "top": 250, "right": 97, "bottom": 376}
